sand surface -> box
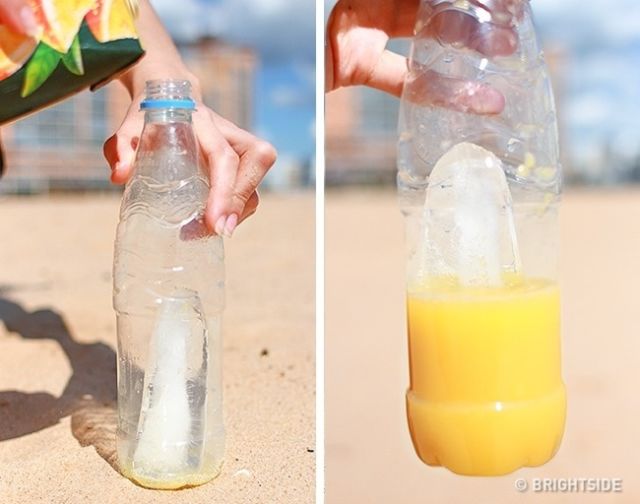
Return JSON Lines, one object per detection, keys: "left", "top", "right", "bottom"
{"left": 0, "top": 192, "right": 315, "bottom": 503}
{"left": 326, "top": 188, "right": 640, "bottom": 503}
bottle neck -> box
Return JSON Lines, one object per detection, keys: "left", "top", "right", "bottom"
{"left": 144, "top": 108, "right": 193, "bottom": 124}
{"left": 133, "top": 108, "right": 200, "bottom": 183}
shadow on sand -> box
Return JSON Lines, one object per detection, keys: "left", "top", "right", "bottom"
{"left": 0, "top": 297, "right": 119, "bottom": 472}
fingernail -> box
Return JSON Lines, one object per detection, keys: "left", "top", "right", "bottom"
{"left": 19, "top": 7, "right": 39, "bottom": 37}
{"left": 224, "top": 213, "right": 238, "bottom": 237}
{"left": 214, "top": 216, "right": 227, "bottom": 236}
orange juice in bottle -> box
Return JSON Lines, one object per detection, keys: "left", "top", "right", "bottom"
{"left": 406, "top": 276, "right": 566, "bottom": 475}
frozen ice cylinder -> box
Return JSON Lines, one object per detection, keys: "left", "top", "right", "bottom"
{"left": 419, "top": 142, "right": 521, "bottom": 286}
{"left": 398, "top": 0, "right": 566, "bottom": 475}
{"left": 113, "top": 80, "right": 225, "bottom": 489}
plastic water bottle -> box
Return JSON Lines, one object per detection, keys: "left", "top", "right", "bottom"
{"left": 113, "top": 80, "right": 225, "bottom": 489}
{"left": 398, "top": 1, "right": 566, "bottom": 475}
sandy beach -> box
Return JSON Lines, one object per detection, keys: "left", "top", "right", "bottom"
{"left": 326, "top": 188, "right": 640, "bottom": 503}
{"left": 0, "top": 191, "right": 315, "bottom": 503}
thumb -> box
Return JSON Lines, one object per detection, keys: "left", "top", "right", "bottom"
{"left": 104, "top": 108, "right": 142, "bottom": 185}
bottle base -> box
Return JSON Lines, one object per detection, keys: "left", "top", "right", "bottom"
{"left": 119, "top": 460, "right": 223, "bottom": 490}
{"left": 406, "top": 385, "right": 566, "bottom": 476}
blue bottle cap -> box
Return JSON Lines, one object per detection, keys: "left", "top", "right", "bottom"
{"left": 140, "top": 98, "right": 196, "bottom": 110}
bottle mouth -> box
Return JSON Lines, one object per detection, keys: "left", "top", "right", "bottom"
{"left": 140, "top": 79, "right": 196, "bottom": 111}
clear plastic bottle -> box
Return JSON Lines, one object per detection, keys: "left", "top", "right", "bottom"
{"left": 398, "top": 1, "right": 566, "bottom": 475}
{"left": 113, "top": 80, "right": 225, "bottom": 489}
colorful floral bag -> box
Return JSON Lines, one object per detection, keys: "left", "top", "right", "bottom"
{"left": 0, "top": 0, "right": 144, "bottom": 125}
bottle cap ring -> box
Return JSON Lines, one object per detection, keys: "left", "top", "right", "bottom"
{"left": 140, "top": 98, "right": 196, "bottom": 110}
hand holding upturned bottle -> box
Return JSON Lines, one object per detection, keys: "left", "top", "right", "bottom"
{"left": 326, "top": 0, "right": 524, "bottom": 113}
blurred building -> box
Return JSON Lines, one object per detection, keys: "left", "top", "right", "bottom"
{"left": 0, "top": 38, "right": 256, "bottom": 194}
{"left": 326, "top": 86, "right": 398, "bottom": 186}
{"left": 181, "top": 37, "right": 255, "bottom": 131}
{"left": 326, "top": 38, "right": 406, "bottom": 186}
{"left": 325, "top": 39, "right": 409, "bottom": 185}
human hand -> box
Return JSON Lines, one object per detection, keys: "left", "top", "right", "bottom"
{"left": 103, "top": 82, "right": 276, "bottom": 238}
{"left": 326, "top": 0, "right": 524, "bottom": 114}
{"left": 104, "top": 1, "right": 275, "bottom": 238}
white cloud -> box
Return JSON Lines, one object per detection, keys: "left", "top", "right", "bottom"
{"left": 149, "top": 0, "right": 220, "bottom": 40}
{"left": 270, "top": 85, "right": 310, "bottom": 107}
{"left": 535, "top": 0, "right": 640, "bottom": 49}
{"left": 566, "top": 92, "right": 612, "bottom": 127}
{"left": 151, "top": 0, "right": 314, "bottom": 62}
{"left": 266, "top": 61, "right": 315, "bottom": 107}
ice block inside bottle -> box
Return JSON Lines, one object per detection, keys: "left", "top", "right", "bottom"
{"left": 420, "top": 142, "right": 521, "bottom": 286}
{"left": 132, "top": 295, "right": 200, "bottom": 479}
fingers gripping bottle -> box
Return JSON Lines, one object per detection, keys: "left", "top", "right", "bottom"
{"left": 113, "top": 80, "right": 225, "bottom": 489}
{"left": 398, "top": 1, "right": 566, "bottom": 475}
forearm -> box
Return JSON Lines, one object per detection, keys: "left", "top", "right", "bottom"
{"left": 118, "top": 0, "right": 201, "bottom": 99}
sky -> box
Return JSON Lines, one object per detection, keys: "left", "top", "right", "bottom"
{"left": 151, "top": 0, "right": 315, "bottom": 163}
{"left": 533, "top": 0, "right": 640, "bottom": 179}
